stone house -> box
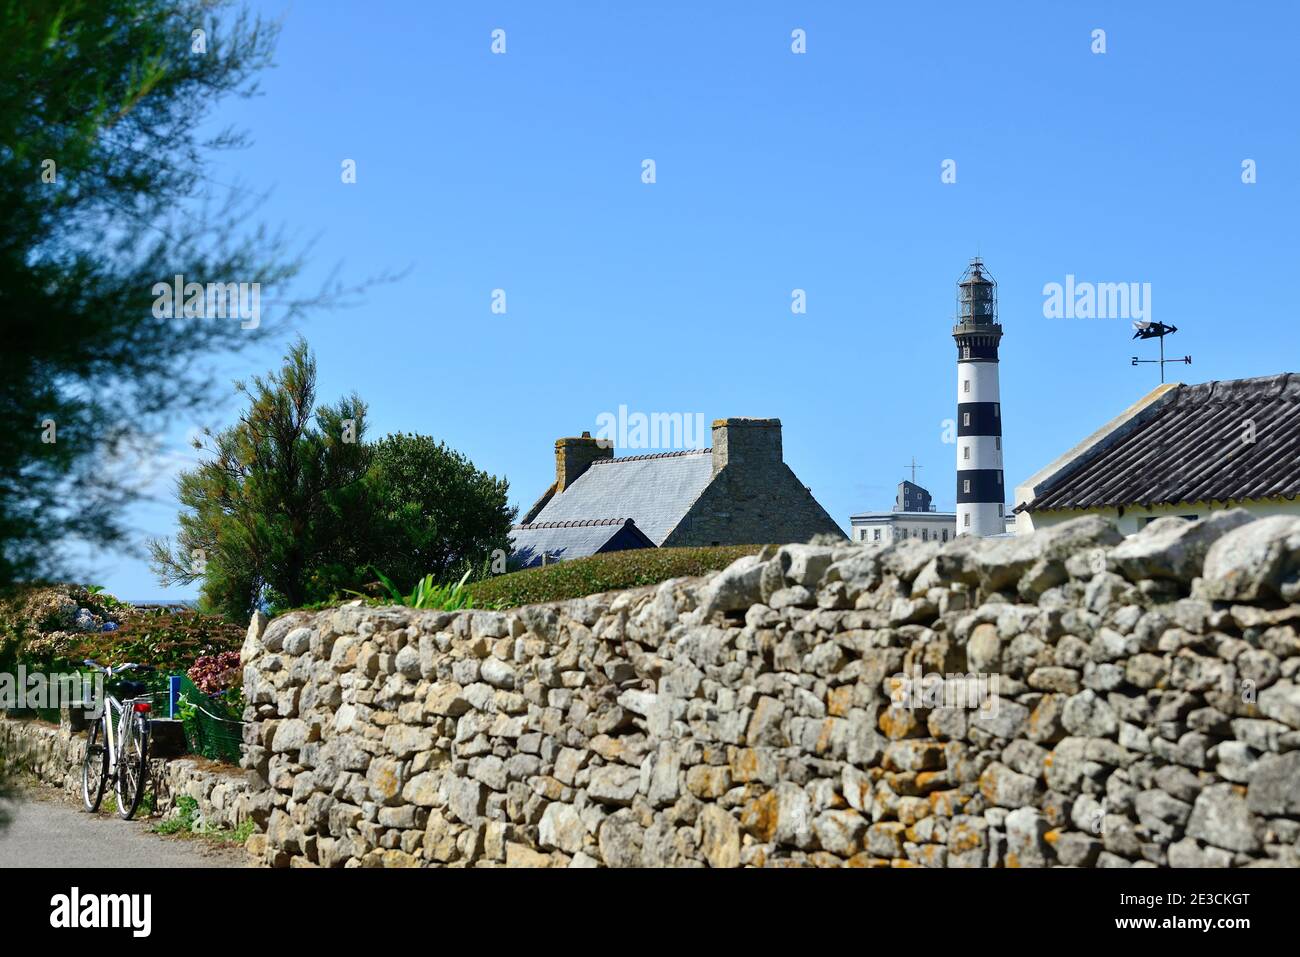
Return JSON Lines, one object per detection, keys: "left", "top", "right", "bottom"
{"left": 1015, "top": 373, "right": 1300, "bottom": 534}
{"left": 509, "top": 417, "right": 845, "bottom": 567}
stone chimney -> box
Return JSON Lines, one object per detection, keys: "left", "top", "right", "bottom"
{"left": 555, "top": 431, "right": 613, "bottom": 491}
{"left": 711, "top": 417, "right": 782, "bottom": 476}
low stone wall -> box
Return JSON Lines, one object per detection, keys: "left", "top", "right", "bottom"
{"left": 0, "top": 714, "right": 265, "bottom": 832}
{"left": 240, "top": 510, "right": 1300, "bottom": 867}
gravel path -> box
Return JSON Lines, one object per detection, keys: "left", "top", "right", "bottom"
{"left": 0, "top": 786, "right": 245, "bottom": 868}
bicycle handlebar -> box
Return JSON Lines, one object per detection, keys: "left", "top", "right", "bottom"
{"left": 82, "top": 659, "right": 154, "bottom": 675}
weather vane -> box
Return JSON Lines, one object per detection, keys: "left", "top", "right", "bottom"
{"left": 1130, "top": 321, "right": 1191, "bottom": 384}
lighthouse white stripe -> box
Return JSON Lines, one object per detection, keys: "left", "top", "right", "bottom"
{"left": 958, "top": 435, "right": 1003, "bottom": 471}
{"left": 957, "top": 361, "right": 1001, "bottom": 404}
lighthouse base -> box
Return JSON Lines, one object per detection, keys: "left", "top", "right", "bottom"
{"left": 957, "top": 502, "right": 1004, "bottom": 537}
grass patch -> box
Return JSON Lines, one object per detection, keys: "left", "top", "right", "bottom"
{"left": 154, "top": 794, "right": 255, "bottom": 844}
{"left": 465, "top": 545, "right": 764, "bottom": 609}
{"left": 154, "top": 794, "right": 197, "bottom": 834}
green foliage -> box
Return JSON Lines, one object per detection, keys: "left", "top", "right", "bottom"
{"left": 361, "top": 433, "right": 515, "bottom": 593}
{"left": 372, "top": 568, "right": 476, "bottom": 610}
{"left": 0, "top": 0, "right": 301, "bottom": 589}
{"left": 71, "top": 608, "right": 240, "bottom": 673}
{"left": 149, "top": 338, "right": 372, "bottom": 623}
{"left": 156, "top": 794, "right": 199, "bottom": 834}
{"left": 220, "top": 684, "right": 246, "bottom": 716}
{"left": 465, "top": 545, "right": 765, "bottom": 609}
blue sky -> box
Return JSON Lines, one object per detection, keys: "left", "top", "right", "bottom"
{"left": 94, "top": 0, "right": 1300, "bottom": 598}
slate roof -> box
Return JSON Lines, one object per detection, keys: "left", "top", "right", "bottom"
{"left": 1020, "top": 373, "right": 1300, "bottom": 512}
{"left": 508, "top": 518, "right": 655, "bottom": 569}
{"left": 529, "top": 449, "right": 714, "bottom": 545}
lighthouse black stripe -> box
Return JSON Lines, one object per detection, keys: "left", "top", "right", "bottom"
{"left": 956, "top": 402, "right": 1003, "bottom": 436}
{"left": 956, "top": 470, "right": 1004, "bottom": 503}
{"left": 955, "top": 341, "right": 1001, "bottom": 360}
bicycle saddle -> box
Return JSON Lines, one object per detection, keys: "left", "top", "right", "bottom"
{"left": 116, "top": 680, "right": 147, "bottom": 698}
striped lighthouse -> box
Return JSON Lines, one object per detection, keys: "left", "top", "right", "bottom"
{"left": 953, "top": 257, "right": 1005, "bottom": 536}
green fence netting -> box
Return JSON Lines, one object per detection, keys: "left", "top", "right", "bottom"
{"left": 174, "top": 674, "right": 243, "bottom": 763}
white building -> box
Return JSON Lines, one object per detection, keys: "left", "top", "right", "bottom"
{"left": 850, "top": 480, "right": 957, "bottom": 544}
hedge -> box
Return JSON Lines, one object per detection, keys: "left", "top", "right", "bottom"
{"left": 464, "top": 545, "right": 765, "bottom": 610}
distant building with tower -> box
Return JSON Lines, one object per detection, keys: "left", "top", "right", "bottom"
{"left": 953, "top": 257, "right": 1008, "bottom": 536}
{"left": 849, "top": 476, "right": 957, "bottom": 544}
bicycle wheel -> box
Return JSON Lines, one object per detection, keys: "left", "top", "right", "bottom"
{"left": 81, "top": 718, "right": 108, "bottom": 812}
{"left": 115, "top": 713, "right": 150, "bottom": 820}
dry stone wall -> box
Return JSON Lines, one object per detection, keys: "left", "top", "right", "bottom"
{"left": 241, "top": 510, "right": 1300, "bottom": 867}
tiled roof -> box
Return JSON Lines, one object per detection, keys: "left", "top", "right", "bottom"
{"left": 508, "top": 518, "right": 654, "bottom": 568}
{"left": 1021, "top": 373, "right": 1300, "bottom": 512}
{"left": 530, "top": 449, "right": 714, "bottom": 545}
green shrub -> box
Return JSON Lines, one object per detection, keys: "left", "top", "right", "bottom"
{"left": 363, "top": 433, "right": 515, "bottom": 593}
{"left": 465, "top": 545, "right": 764, "bottom": 609}
{"left": 148, "top": 338, "right": 372, "bottom": 623}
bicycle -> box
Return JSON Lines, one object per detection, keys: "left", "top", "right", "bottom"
{"left": 80, "top": 659, "right": 154, "bottom": 820}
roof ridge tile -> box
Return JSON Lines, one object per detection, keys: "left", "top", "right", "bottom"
{"left": 511, "top": 518, "right": 633, "bottom": 530}
{"left": 589, "top": 449, "right": 711, "bottom": 464}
